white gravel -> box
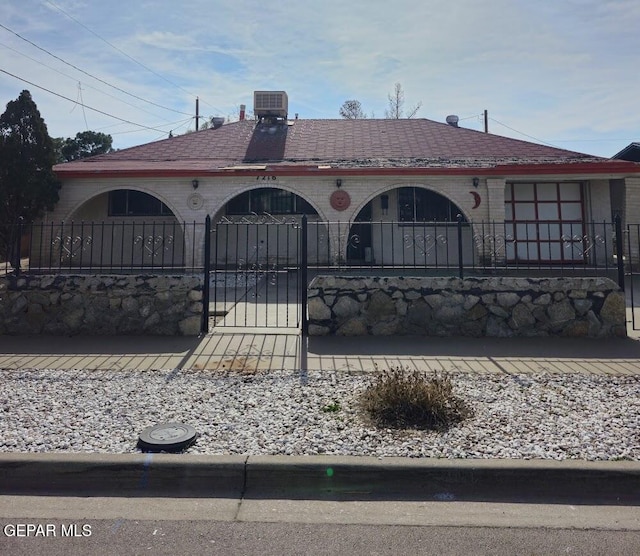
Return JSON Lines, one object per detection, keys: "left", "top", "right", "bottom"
{"left": 0, "top": 368, "right": 638, "bottom": 461}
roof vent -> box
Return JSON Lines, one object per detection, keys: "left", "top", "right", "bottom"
{"left": 254, "top": 91, "right": 288, "bottom": 120}
{"left": 446, "top": 115, "right": 459, "bottom": 127}
{"left": 210, "top": 117, "right": 225, "bottom": 129}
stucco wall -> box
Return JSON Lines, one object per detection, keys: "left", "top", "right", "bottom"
{"left": 308, "top": 275, "right": 626, "bottom": 337}
{"left": 0, "top": 275, "right": 204, "bottom": 336}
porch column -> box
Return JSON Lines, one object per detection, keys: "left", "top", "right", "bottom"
{"left": 480, "top": 178, "right": 507, "bottom": 264}
{"left": 624, "top": 177, "right": 640, "bottom": 263}
{"left": 330, "top": 221, "right": 352, "bottom": 266}
{"left": 184, "top": 222, "right": 206, "bottom": 270}
{"left": 486, "top": 178, "right": 507, "bottom": 223}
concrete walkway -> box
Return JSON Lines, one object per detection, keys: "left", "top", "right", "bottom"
{"left": 0, "top": 332, "right": 640, "bottom": 375}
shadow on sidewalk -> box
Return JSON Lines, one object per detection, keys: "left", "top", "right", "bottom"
{"left": 0, "top": 335, "right": 199, "bottom": 355}
{"left": 308, "top": 335, "right": 640, "bottom": 360}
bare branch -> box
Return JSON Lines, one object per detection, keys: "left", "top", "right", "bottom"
{"left": 339, "top": 100, "right": 367, "bottom": 119}
{"left": 384, "top": 82, "right": 421, "bottom": 119}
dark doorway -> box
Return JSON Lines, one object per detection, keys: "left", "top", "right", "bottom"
{"left": 347, "top": 201, "right": 373, "bottom": 262}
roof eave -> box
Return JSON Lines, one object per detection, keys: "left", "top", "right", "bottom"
{"left": 53, "top": 160, "right": 640, "bottom": 180}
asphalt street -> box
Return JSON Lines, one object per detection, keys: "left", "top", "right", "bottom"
{"left": 1, "top": 508, "right": 639, "bottom": 556}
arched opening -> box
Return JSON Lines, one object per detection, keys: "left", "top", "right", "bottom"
{"left": 223, "top": 187, "right": 318, "bottom": 217}
{"left": 67, "top": 189, "right": 178, "bottom": 222}
{"left": 38, "top": 189, "right": 185, "bottom": 271}
{"left": 344, "top": 187, "right": 469, "bottom": 268}
{"left": 396, "top": 187, "right": 465, "bottom": 223}
{"left": 212, "top": 187, "right": 319, "bottom": 270}
{"left": 106, "top": 190, "right": 174, "bottom": 218}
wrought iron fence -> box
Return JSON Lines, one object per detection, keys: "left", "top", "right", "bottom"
{"left": 1, "top": 216, "right": 630, "bottom": 284}
{"left": 304, "top": 218, "right": 625, "bottom": 281}
{"left": 1, "top": 220, "right": 205, "bottom": 275}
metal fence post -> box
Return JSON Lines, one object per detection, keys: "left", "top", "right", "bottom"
{"left": 300, "top": 214, "right": 308, "bottom": 372}
{"left": 12, "top": 216, "right": 24, "bottom": 276}
{"left": 201, "top": 215, "right": 211, "bottom": 334}
{"left": 614, "top": 213, "right": 625, "bottom": 292}
{"left": 457, "top": 214, "right": 464, "bottom": 279}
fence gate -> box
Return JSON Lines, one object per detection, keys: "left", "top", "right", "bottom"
{"left": 202, "top": 215, "right": 307, "bottom": 331}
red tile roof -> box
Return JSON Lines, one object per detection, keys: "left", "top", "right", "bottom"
{"left": 54, "top": 118, "right": 633, "bottom": 177}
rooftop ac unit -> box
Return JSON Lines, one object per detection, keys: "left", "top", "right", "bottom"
{"left": 254, "top": 91, "right": 288, "bottom": 119}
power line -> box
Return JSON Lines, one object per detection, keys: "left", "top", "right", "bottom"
{"left": 548, "top": 138, "right": 638, "bottom": 143}
{"left": 43, "top": 0, "right": 224, "bottom": 114}
{"left": 0, "top": 67, "right": 176, "bottom": 133}
{"left": 0, "top": 39, "right": 180, "bottom": 123}
{"left": 458, "top": 113, "right": 483, "bottom": 121}
{"left": 0, "top": 22, "right": 192, "bottom": 117}
{"left": 462, "top": 111, "right": 635, "bottom": 145}
{"left": 110, "top": 117, "right": 193, "bottom": 135}
{"left": 70, "top": 81, "right": 89, "bottom": 130}
{"left": 488, "top": 117, "right": 558, "bottom": 147}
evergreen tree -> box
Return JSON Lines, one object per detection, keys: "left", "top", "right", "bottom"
{"left": 0, "top": 90, "right": 60, "bottom": 261}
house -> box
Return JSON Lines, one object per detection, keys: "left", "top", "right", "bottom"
{"left": 613, "top": 142, "right": 640, "bottom": 163}
{"left": 50, "top": 91, "right": 640, "bottom": 270}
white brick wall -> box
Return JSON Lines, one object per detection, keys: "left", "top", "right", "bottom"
{"left": 48, "top": 172, "right": 640, "bottom": 265}
{"left": 586, "top": 179, "right": 612, "bottom": 222}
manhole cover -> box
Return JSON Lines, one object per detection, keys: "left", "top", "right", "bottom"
{"left": 137, "top": 422, "right": 198, "bottom": 453}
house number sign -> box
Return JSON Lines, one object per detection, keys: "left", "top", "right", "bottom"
{"left": 256, "top": 176, "right": 277, "bottom": 180}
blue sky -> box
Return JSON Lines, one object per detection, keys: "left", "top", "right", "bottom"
{"left": 1, "top": 0, "right": 639, "bottom": 157}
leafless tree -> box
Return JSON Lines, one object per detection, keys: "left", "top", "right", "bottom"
{"left": 384, "top": 82, "right": 422, "bottom": 119}
{"left": 339, "top": 99, "right": 367, "bottom": 119}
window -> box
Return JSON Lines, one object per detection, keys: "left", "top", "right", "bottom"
{"left": 397, "top": 187, "right": 463, "bottom": 222}
{"left": 226, "top": 188, "right": 317, "bottom": 215}
{"left": 108, "top": 190, "right": 172, "bottom": 217}
{"left": 504, "top": 182, "right": 584, "bottom": 262}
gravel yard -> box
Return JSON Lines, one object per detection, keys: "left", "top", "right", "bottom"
{"left": 0, "top": 367, "right": 638, "bottom": 461}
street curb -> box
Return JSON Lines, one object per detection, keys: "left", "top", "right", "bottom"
{"left": 1, "top": 454, "right": 639, "bottom": 504}
{"left": 0, "top": 453, "right": 246, "bottom": 498}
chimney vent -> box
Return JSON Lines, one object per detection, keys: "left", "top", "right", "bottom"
{"left": 239, "top": 104, "right": 246, "bottom": 121}
{"left": 446, "top": 115, "right": 459, "bottom": 127}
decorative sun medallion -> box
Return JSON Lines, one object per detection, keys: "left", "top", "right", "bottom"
{"left": 188, "top": 193, "right": 204, "bottom": 210}
{"left": 330, "top": 190, "right": 351, "bottom": 211}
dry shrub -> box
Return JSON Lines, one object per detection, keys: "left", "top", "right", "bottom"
{"left": 359, "top": 367, "right": 471, "bottom": 430}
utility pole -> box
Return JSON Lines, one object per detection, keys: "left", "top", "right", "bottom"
{"left": 195, "top": 97, "right": 200, "bottom": 131}
{"left": 484, "top": 109, "right": 488, "bottom": 133}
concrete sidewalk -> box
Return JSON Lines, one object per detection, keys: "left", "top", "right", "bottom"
{"left": 0, "top": 333, "right": 639, "bottom": 375}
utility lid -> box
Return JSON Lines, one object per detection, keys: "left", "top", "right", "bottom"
{"left": 137, "top": 422, "right": 198, "bottom": 453}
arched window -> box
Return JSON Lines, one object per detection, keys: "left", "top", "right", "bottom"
{"left": 226, "top": 188, "right": 318, "bottom": 215}
{"left": 108, "top": 190, "right": 172, "bottom": 217}
{"left": 398, "top": 187, "right": 464, "bottom": 222}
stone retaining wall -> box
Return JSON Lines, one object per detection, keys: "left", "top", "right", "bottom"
{"left": 0, "top": 275, "right": 204, "bottom": 336}
{"left": 308, "top": 276, "right": 626, "bottom": 337}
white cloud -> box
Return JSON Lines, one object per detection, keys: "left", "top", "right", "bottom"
{"left": 0, "top": 0, "right": 638, "bottom": 155}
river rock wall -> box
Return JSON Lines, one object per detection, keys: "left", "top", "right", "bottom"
{"left": 308, "top": 276, "right": 626, "bottom": 338}
{"left": 0, "top": 275, "right": 204, "bottom": 336}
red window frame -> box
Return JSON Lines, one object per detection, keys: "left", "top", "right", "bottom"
{"left": 504, "top": 182, "right": 585, "bottom": 263}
